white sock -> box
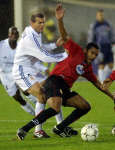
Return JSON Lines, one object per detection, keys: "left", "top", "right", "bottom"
{"left": 21, "top": 102, "right": 35, "bottom": 116}
{"left": 55, "top": 108, "right": 63, "bottom": 124}
{"left": 34, "top": 102, "right": 63, "bottom": 132}
{"left": 26, "top": 94, "right": 37, "bottom": 104}
{"left": 35, "top": 102, "right": 45, "bottom": 132}
{"left": 98, "top": 69, "right": 104, "bottom": 83}
{"left": 104, "top": 65, "right": 112, "bottom": 79}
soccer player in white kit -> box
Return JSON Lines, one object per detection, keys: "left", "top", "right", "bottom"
{"left": 31, "top": 61, "right": 64, "bottom": 138}
{"left": 13, "top": 13, "right": 67, "bottom": 138}
{"left": 0, "top": 27, "right": 35, "bottom": 116}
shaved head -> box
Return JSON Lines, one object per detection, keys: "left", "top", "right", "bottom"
{"left": 8, "top": 26, "right": 18, "bottom": 34}
{"left": 8, "top": 26, "right": 19, "bottom": 42}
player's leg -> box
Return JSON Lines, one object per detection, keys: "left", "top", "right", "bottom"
{"left": 17, "top": 96, "right": 61, "bottom": 140}
{"left": 33, "top": 101, "right": 63, "bottom": 138}
{"left": 13, "top": 89, "right": 35, "bottom": 116}
{"left": 98, "top": 45, "right": 113, "bottom": 82}
{"left": 53, "top": 93, "right": 91, "bottom": 137}
{"left": 28, "top": 75, "right": 63, "bottom": 135}
{"left": 104, "top": 63, "right": 113, "bottom": 79}
{"left": 12, "top": 68, "right": 52, "bottom": 139}
{"left": 0, "top": 73, "right": 35, "bottom": 115}
{"left": 26, "top": 94, "right": 37, "bottom": 104}
{"left": 103, "top": 48, "right": 113, "bottom": 80}
{"left": 34, "top": 101, "right": 50, "bottom": 138}
{"left": 35, "top": 102, "right": 45, "bottom": 132}
{"left": 57, "top": 94, "right": 91, "bottom": 129}
{"left": 55, "top": 108, "right": 63, "bottom": 124}
{"left": 33, "top": 100, "right": 63, "bottom": 138}
{"left": 98, "top": 64, "right": 105, "bottom": 83}
{"left": 17, "top": 75, "right": 63, "bottom": 140}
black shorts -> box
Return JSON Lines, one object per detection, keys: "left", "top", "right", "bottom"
{"left": 42, "top": 75, "right": 78, "bottom": 106}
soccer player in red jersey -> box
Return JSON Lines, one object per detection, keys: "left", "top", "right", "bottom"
{"left": 102, "top": 71, "right": 115, "bottom": 94}
{"left": 102, "top": 71, "right": 115, "bottom": 130}
{"left": 17, "top": 4, "right": 114, "bottom": 140}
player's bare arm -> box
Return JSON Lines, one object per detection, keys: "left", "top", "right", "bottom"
{"left": 92, "top": 80, "right": 114, "bottom": 101}
{"left": 102, "top": 78, "right": 113, "bottom": 90}
{"left": 56, "top": 37, "right": 65, "bottom": 47}
{"left": 55, "top": 4, "right": 69, "bottom": 42}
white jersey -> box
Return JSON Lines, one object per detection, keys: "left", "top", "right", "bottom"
{"left": 0, "top": 39, "right": 16, "bottom": 73}
{"left": 13, "top": 26, "right": 67, "bottom": 68}
{"left": 13, "top": 26, "right": 67, "bottom": 91}
{"left": 0, "top": 39, "right": 18, "bottom": 96}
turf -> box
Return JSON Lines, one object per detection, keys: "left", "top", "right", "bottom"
{"left": 0, "top": 81, "right": 115, "bottom": 150}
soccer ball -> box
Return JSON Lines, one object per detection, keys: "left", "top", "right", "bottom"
{"left": 81, "top": 124, "right": 99, "bottom": 141}
{"left": 112, "top": 126, "right": 115, "bottom": 135}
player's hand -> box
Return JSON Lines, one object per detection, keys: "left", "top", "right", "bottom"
{"left": 56, "top": 37, "right": 65, "bottom": 46}
{"left": 102, "top": 78, "right": 113, "bottom": 90}
{"left": 55, "top": 4, "right": 65, "bottom": 20}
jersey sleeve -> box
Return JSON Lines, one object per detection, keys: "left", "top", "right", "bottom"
{"left": 63, "top": 38, "right": 82, "bottom": 56}
{"left": 110, "top": 71, "right": 115, "bottom": 81}
{"left": 17, "top": 35, "right": 67, "bottom": 63}
{"left": 83, "top": 66, "right": 97, "bottom": 83}
{"left": 33, "top": 61, "right": 48, "bottom": 72}
{"left": 42, "top": 43, "right": 57, "bottom": 52}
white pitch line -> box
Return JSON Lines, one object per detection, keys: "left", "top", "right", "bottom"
{"left": 0, "top": 119, "right": 113, "bottom": 127}
{"left": 0, "top": 120, "right": 28, "bottom": 122}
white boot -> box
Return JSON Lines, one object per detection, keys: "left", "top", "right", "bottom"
{"left": 26, "top": 94, "right": 37, "bottom": 104}
{"left": 98, "top": 69, "right": 104, "bottom": 83}
{"left": 21, "top": 102, "right": 35, "bottom": 116}
{"left": 104, "top": 65, "right": 112, "bottom": 79}
{"left": 34, "top": 102, "right": 50, "bottom": 138}
{"left": 55, "top": 108, "right": 63, "bottom": 124}
{"left": 34, "top": 102, "right": 45, "bottom": 134}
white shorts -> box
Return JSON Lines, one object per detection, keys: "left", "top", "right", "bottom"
{"left": 12, "top": 64, "right": 47, "bottom": 91}
{"left": 0, "top": 73, "right": 18, "bottom": 96}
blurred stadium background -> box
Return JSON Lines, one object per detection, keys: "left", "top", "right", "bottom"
{"left": 0, "top": 0, "right": 115, "bottom": 74}
{"left": 0, "top": 0, "right": 115, "bottom": 41}
{"left": 0, "top": 1, "right": 115, "bottom": 149}
{"left": 1, "top": 0, "right": 115, "bottom": 71}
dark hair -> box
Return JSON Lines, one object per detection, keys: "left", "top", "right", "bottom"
{"left": 31, "top": 13, "right": 44, "bottom": 22}
{"left": 8, "top": 26, "right": 18, "bottom": 33}
{"left": 97, "top": 9, "right": 104, "bottom": 13}
{"left": 86, "top": 42, "right": 99, "bottom": 51}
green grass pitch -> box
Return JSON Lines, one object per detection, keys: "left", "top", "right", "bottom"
{"left": 0, "top": 81, "right": 115, "bottom": 150}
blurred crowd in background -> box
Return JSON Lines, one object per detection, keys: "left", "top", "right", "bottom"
{"left": 1, "top": 0, "right": 115, "bottom": 81}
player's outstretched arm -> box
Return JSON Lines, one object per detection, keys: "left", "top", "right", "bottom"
{"left": 93, "top": 80, "right": 115, "bottom": 101}
{"left": 55, "top": 4, "right": 69, "bottom": 42}
{"left": 102, "top": 78, "right": 113, "bottom": 90}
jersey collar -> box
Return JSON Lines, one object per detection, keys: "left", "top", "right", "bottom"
{"left": 29, "top": 26, "right": 41, "bottom": 37}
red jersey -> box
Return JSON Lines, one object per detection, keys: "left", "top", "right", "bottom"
{"left": 50, "top": 39, "right": 97, "bottom": 87}
{"left": 110, "top": 71, "right": 115, "bottom": 80}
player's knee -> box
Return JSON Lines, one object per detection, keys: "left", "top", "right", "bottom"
{"left": 47, "top": 97, "right": 62, "bottom": 113}
{"left": 83, "top": 103, "right": 91, "bottom": 114}
{"left": 50, "top": 102, "right": 61, "bottom": 113}
{"left": 49, "top": 103, "right": 61, "bottom": 113}
{"left": 51, "top": 106, "right": 60, "bottom": 113}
